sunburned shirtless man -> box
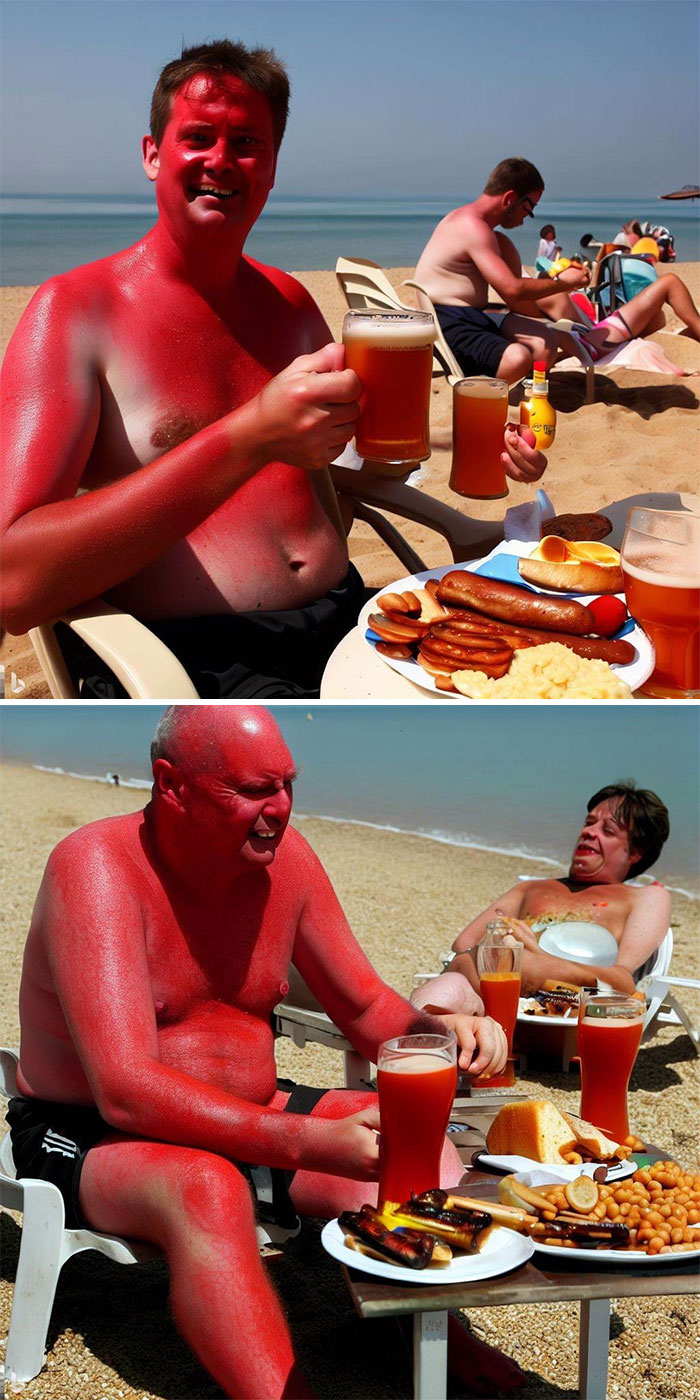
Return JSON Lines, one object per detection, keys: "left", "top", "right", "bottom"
{"left": 0, "top": 42, "right": 546, "bottom": 700}
{"left": 414, "top": 156, "right": 700, "bottom": 388}
{"left": 411, "top": 782, "right": 671, "bottom": 1016}
{"left": 8, "top": 706, "right": 527, "bottom": 1399}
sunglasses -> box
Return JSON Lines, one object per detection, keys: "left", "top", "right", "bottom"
{"left": 519, "top": 197, "right": 537, "bottom": 218}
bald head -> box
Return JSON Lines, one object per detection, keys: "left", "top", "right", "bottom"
{"left": 151, "top": 705, "right": 290, "bottom": 780}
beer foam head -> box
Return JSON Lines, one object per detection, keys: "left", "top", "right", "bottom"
{"left": 343, "top": 310, "right": 436, "bottom": 346}
{"left": 622, "top": 555, "right": 700, "bottom": 590}
{"left": 454, "top": 377, "right": 508, "bottom": 400}
{"left": 380, "top": 1051, "right": 453, "bottom": 1074}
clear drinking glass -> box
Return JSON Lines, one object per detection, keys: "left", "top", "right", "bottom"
{"left": 621, "top": 506, "right": 700, "bottom": 697}
{"left": 342, "top": 309, "right": 436, "bottom": 465}
{"left": 475, "top": 935, "right": 523, "bottom": 1088}
{"left": 376, "top": 1032, "right": 457, "bottom": 1209}
{"left": 577, "top": 991, "right": 644, "bottom": 1142}
{"left": 450, "top": 378, "right": 509, "bottom": 499}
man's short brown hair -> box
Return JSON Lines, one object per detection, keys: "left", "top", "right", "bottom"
{"left": 587, "top": 781, "right": 670, "bottom": 878}
{"left": 484, "top": 157, "right": 544, "bottom": 198}
{"left": 150, "top": 39, "right": 290, "bottom": 151}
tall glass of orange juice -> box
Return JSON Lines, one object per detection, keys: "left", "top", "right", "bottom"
{"left": 476, "top": 936, "right": 522, "bottom": 1089}
{"left": 342, "top": 309, "right": 436, "bottom": 465}
{"left": 450, "top": 378, "right": 509, "bottom": 499}
{"left": 377, "top": 1032, "right": 457, "bottom": 1210}
{"left": 577, "top": 992, "right": 644, "bottom": 1142}
{"left": 621, "top": 507, "right": 700, "bottom": 698}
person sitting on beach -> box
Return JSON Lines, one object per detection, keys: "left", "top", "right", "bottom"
{"left": 613, "top": 220, "right": 643, "bottom": 249}
{"left": 537, "top": 224, "right": 561, "bottom": 262}
{"left": 0, "top": 41, "right": 545, "bottom": 701}
{"left": 7, "top": 704, "right": 530, "bottom": 1400}
{"left": 411, "top": 781, "right": 671, "bottom": 1017}
{"left": 414, "top": 158, "right": 700, "bottom": 385}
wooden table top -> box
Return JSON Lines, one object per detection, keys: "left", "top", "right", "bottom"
{"left": 340, "top": 1140, "right": 700, "bottom": 1319}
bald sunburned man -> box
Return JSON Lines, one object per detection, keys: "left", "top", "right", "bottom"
{"left": 8, "top": 706, "right": 528, "bottom": 1399}
{"left": 411, "top": 782, "right": 671, "bottom": 1018}
{"left": 0, "top": 41, "right": 546, "bottom": 700}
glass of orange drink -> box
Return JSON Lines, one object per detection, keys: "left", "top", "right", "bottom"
{"left": 621, "top": 506, "right": 700, "bottom": 698}
{"left": 476, "top": 935, "right": 522, "bottom": 1089}
{"left": 376, "top": 1032, "right": 457, "bottom": 1211}
{"left": 342, "top": 309, "right": 436, "bottom": 466}
{"left": 577, "top": 991, "right": 644, "bottom": 1143}
{"left": 450, "top": 378, "right": 509, "bottom": 499}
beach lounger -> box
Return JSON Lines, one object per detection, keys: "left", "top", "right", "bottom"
{"left": 335, "top": 256, "right": 462, "bottom": 382}
{"left": 402, "top": 275, "right": 597, "bottom": 404}
{"left": 588, "top": 248, "right": 658, "bottom": 317}
{"left": 28, "top": 468, "right": 502, "bottom": 698}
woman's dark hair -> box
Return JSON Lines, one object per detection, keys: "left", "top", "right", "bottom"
{"left": 150, "top": 39, "right": 290, "bottom": 151}
{"left": 539, "top": 223, "right": 555, "bottom": 240}
{"left": 587, "top": 781, "right": 670, "bottom": 877}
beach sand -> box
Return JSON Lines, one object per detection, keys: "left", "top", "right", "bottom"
{"left": 1, "top": 764, "right": 698, "bottom": 1399}
{"left": 1, "top": 264, "right": 699, "bottom": 697}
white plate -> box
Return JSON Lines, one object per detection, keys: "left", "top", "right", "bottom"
{"left": 531, "top": 1238, "right": 700, "bottom": 1266}
{"left": 537, "top": 921, "right": 619, "bottom": 965}
{"left": 517, "top": 995, "right": 577, "bottom": 1029}
{"left": 363, "top": 542, "right": 654, "bottom": 698}
{"left": 478, "top": 1154, "right": 637, "bottom": 1182}
{"left": 321, "top": 1218, "right": 533, "bottom": 1285}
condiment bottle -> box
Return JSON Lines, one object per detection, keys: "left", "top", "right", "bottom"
{"left": 527, "top": 361, "right": 556, "bottom": 450}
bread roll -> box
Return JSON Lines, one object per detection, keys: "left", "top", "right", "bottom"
{"left": 486, "top": 1100, "right": 577, "bottom": 1163}
{"left": 518, "top": 538, "right": 624, "bottom": 595}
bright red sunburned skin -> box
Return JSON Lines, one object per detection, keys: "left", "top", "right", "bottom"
{"left": 0, "top": 74, "right": 356, "bottom": 633}
{"left": 18, "top": 706, "right": 472, "bottom": 1398}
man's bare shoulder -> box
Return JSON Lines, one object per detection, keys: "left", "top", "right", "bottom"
{"left": 7, "top": 247, "right": 143, "bottom": 348}
{"left": 44, "top": 810, "right": 146, "bottom": 886}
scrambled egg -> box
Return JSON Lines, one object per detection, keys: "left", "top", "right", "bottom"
{"left": 452, "top": 643, "right": 633, "bottom": 700}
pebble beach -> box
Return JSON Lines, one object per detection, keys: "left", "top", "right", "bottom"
{"left": 1, "top": 763, "right": 698, "bottom": 1400}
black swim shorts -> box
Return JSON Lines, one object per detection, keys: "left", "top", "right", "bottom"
{"left": 6, "top": 1080, "right": 334, "bottom": 1232}
{"left": 434, "top": 304, "right": 507, "bottom": 378}
{"left": 57, "top": 564, "right": 368, "bottom": 700}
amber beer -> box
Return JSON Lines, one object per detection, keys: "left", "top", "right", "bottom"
{"left": 450, "top": 378, "right": 509, "bottom": 499}
{"left": 342, "top": 310, "right": 436, "bottom": 464}
{"left": 621, "top": 507, "right": 700, "bottom": 697}
{"left": 476, "top": 936, "right": 522, "bottom": 1090}
{"left": 377, "top": 1033, "right": 457, "bottom": 1210}
{"left": 578, "top": 993, "right": 644, "bottom": 1142}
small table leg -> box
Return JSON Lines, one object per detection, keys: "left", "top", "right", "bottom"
{"left": 413, "top": 1309, "right": 448, "bottom": 1400}
{"left": 579, "top": 1297, "right": 610, "bottom": 1399}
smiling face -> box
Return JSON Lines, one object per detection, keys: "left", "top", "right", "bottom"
{"left": 569, "top": 799, "right": 640, "bottom": 885}
{"left": 142, "top": 72, "right": 277, "bottom": 245}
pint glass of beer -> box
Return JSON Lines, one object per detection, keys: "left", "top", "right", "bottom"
{"left": 342, "top": 309, "right": 436, "bottom": 464}
{"left": 476, "top": 935, "right": 522, "bottom": 1089}
{"left": 450, "top": 378, "right": 509, "bottom": 499}
{"left": 621, "top": 507, "right": 700, "bottom": 697}
{"left": 377, "top": 1032, "right": 457, "bottom": 1210}
{"left": 578, "top": 992, "right": 644, "bottom": 1142}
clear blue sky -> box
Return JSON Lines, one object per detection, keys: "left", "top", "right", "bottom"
{"left": 2, "top": 0, "right": 698, "bottom": 199}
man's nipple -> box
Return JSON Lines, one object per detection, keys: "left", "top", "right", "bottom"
{"left": 279, "top": 981, "right": 289, "bottom": 999}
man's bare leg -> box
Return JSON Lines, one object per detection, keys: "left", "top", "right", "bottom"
{"left": 499, "top": 316, "right": 559, "bottom": 375}
{"left": 289, "top": 1089, "right": 526, "bottom": 1394}
{"left": 79, "top": 1138, "right": 311, "bottom": 1400}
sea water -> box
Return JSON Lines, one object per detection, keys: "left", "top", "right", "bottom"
{"left": 2, "top": 193, "right": 699, "bottom": 286}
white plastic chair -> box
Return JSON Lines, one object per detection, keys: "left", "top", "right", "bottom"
{"left": 272, "top": 967, "right": 374, "bottom": 1091}
{"left": 0, "top": 1048, "right": 159, "bottom": 1385}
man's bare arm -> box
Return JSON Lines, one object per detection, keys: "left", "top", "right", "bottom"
{"left": 466, "top": 221, "right": 588, "bottom": 310}
{"left": 452, "top": 884, "right": 526, "bottom": 957}
{"left": 1, "top": 280, "right": 357, "bottom": 633}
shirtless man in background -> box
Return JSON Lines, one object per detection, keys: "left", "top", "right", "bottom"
{"left": 411, "top": 781, "right": 671, "bottom": 1016}
{"left": 0, "top": 43, "right": 546, "bottom": 698}
{"left": 8, "top": 706, "right": 517, "bottom": 1399}
{"left": 414, "top": 156, "right": 590, "bottom": 385}
{"left": 414, "top": 157, "right": 700, "bottom": 388}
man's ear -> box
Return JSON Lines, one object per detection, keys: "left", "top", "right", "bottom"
{"left": 152, "top": 758, "right": 186, "bottom": 812}
{"left": 502, "top": 189, "right": 518, "bottom": 210}
{"left": 142, "top": 135, "right": 159, "bottom": 183}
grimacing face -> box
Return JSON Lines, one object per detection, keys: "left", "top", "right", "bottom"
{"left": 569, "top": 799, "right": 640, "bottom": 884}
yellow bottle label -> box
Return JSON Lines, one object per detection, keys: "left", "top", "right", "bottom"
{"left": 528, "top": 396, "right": 556, "bottom": 449}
